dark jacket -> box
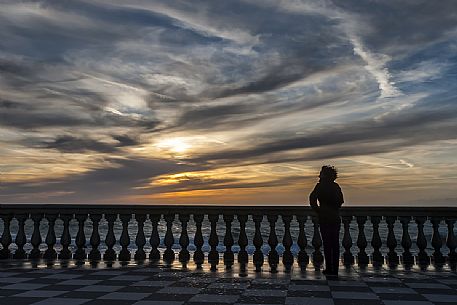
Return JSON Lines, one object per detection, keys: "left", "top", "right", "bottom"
{"left": 309, "top": 180, "right": 344, "bottom": 224}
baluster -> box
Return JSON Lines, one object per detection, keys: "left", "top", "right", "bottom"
{"left": 43, "top": 214, "right": 57, "bottom": 260}
{"left": 149, "top": 214, "right": 161, "bottom": 261}
{"left": 282, "top": 214, "right": 294, "bottom": 272}
{"left": 13, "top": 214, "right": 27, "bottom": 259}
{"left": 370, "top": 216, "right": 383, "bottom": 266}
{"left": 415, "top": 216, "right": 429, "bottom": 267}
{"left": 134, "top": 214, "right": 146, "bottom": 261}
{"left": 386, "top": 216, "right": 399, "bottom": 267}
{"left": 163, "top": 213, "right": 175, "bottom": 263}
{"left": 356, "top": 216, "right": 368, "bottom": 266}
{"left": 103, "top": 214, "right": 117, "bottom": 261}
{"left": 0, "top": 214, "right": 12, "bottom": 259}
{"left": 253, "top": 214, "right": 264, "bottom": 272}
{"left": 296, "top": 214, "right": 309, "bottom": 270}
{"left": 89, "top": 214, "right": 102, "bottom": 261}
{"left": 119, "top": 214, "right": 132, "bottom": 261}
{"left": 431, "top": 217, "right": 445, "bottom": 266}
{"left": 74, "top": 214, "right": 87, "bottom": 260}
{"left": 223, "top": 214, "right": 234, "bottom": 269}
{"left": 59, "top": 214, "right": 72, "bottom": 259}
{"left": 208, "top": 214, "right": 219, "bottom": 271}
{"left": 446, "top": 218, "right": 457, "bottom": 268}
{"left": 193, "top": 214, "right": 204, "bottom": 266}
{"left": 267, "top": 214, "right": 279, "bottom": 272}
{"left": 179, "top": 214, "right": 190, "bottom": 265}
{"left": 342, "top": 216, "right": 354, "bottom": 266}
{"left": 237, "top": 214, "right": 248, "bottom": 272}
{"left": 400, "top": 216, "right": 413, "bottom": 267}
{"left": 312, "top": 216, "right": 323, "bottom": 269}
{"left": 29, "top": 213, "right": 43, "bottom": 259}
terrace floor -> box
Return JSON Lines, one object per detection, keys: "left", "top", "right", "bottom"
{"left": 0, "top": 261, "right": 457, "bottom": 305}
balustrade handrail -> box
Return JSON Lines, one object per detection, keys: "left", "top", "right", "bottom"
{"left": 2, "top": 204, "right": 457, "bottom": 217}
{"left": 1, "top": 204, "right": 457, "bottom": 271}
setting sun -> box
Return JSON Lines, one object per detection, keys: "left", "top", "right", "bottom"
{"left": 157, "top": 138, "right": 190, "bottom": 154}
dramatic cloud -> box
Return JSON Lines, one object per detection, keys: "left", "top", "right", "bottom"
{"left": 1, "top": 0, "right": 456, "bottom": 205}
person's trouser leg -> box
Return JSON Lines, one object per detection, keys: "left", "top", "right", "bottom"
{"left": 320, "top": 224, "right": 332, "bottom": 272}
{"left": 321, "top": 223, "right": 340, "bottom": 274}
{"left": 331, "top": 224, "right": 340, "bottom": 274}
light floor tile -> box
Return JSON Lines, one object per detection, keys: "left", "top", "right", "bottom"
{"left": 382, "top": 301, "right": 434, "bottom": 305}
{"left": 370, "top": 287, "right": 417, "bottom": 294}
{"left": 423, "top": 293, "right": 457, "bottom": 302}
{"left": 76, "top": 285, "right": 124, "bottom": 292}
{"left": 44, "top": 274, "right": 82, "bottom": 280}
{"left": 57, "top": 279, "right": 101, "bottom": 286}
{"left": 406, "top": 283, "right": 451, "bottom": 289}
{"left": 30, "top": 297, "right": 90, "bottom": 305}
{"left": 1, "top": 283, "right": 48, "bottom": 290}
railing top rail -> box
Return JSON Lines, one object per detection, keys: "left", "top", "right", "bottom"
{"left": 1, "top": 204, "right": 457, "bottom": 217}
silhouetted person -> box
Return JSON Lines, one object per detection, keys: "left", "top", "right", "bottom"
{"left": 309, "top": 165, "right": 344, "bottom": 277}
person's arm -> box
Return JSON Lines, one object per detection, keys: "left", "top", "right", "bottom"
{"left": 336, "top": 184, "right": 344, "bottom": 208}
{"left": 309, "top": 183, "right": 320, "bottom": 212}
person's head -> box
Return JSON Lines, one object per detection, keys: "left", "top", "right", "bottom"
{"left": 319, "top": 165, "right": 338, "bottom": 182}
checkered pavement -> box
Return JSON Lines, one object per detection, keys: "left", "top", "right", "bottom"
{"left": 0, "top": 265, "right": 457, "bottom": 305}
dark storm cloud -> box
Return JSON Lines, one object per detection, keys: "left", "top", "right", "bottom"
{"left": 0, "top": 99, "right": 159, "bottom": 130}
{"left": 174, "top": 104, "right": 255, "bottom": 129}
{"left": 0, "top": 157, "right": 205, "bottom": 203}
{"left": 42, "top": 136, "right": 117, "bottom": 153}
{"left": 113, "top": 135, "right": 140, "bottom": 147}
{"left": 37, "top": 134, "right": 140, "bottom": 153}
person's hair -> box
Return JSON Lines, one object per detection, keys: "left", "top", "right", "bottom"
{"left": 320, "top": 165, "right": 338, "bottom": 181}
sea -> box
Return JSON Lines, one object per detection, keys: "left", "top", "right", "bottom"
{"left": 0, "top": 216, "right": 454, "bottom": 257}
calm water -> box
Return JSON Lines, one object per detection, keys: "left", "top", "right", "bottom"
{"left": 0, "top": 216, "right": 454, "bottom": 256}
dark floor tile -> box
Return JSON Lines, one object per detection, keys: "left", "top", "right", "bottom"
{"left": 84, "top": 300, "right": 136, "bottom": 305}
{"left": 59, "top": 291, "right": 109, "bottom": 299}
{"left": 0, "top": 296, "right": 43, "bottom": 305}
{"left": 333, "top": 299, "right": 383, "bottom": 305}
{"left": 200, "top": 288, "right": 244, "bottom": 295}
{"left": 143, "top": 293, "right": 194, "bottom": 302}
{"left": 170, "top": 281, "right": 209, "bottom": 288}
{"left": 24, "top": 278, "right": 63, "bottom": 284}
{"left": 40, "top": 285, "right": 85, "bottom": 291}
{"left": 376, "top": 293, "right": 428, "bottom": 301}
{"left": 330, "top": 286, "right": 372, "bottom": 292}
{"left": 291, "top": 279, "right": 327, "bottom": 285}
{"left": 0, "top": 289, "right": 26, "bottom": 296}
{"left": 287, "top": 290, "right": 332, "bottom": 298}
{"left": 237, "top": 296, "right": 284, "bottom": 304}
{"left": 116, "top": 286, "right": 161, "bottom": 293}
{"left": 250, "top": 283, "right": 288, "bottom": 290}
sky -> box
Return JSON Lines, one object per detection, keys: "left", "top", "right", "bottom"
{"left": 1, "top": 0, "right": 456, "bottom": 206}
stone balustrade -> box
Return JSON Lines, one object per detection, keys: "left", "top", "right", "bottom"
{"left": 0, "top": 205, "right": 456, "bottom": 271}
